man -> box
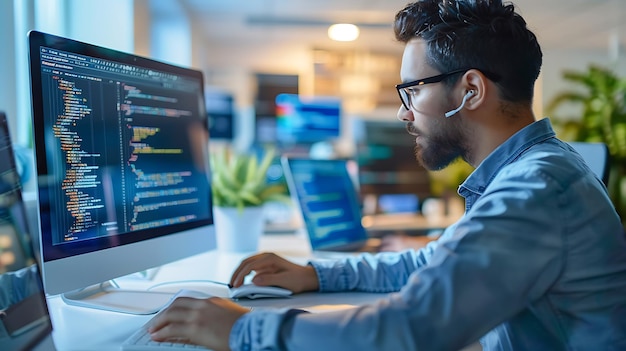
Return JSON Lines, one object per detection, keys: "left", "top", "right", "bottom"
{"left": 149, "top": 1, "right": 626, "bottom": 350}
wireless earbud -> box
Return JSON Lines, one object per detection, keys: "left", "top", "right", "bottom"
{"left": 444, "top": 90, "right": 475, "bottom": 118}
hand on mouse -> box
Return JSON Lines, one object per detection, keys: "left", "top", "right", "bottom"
{"left": 149, "top": 296, "right": 248, "bottom": 351}
{"left": 230, "top": 252, "right": 319, "bottom": 293}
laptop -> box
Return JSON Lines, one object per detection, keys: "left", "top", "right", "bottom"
{"left": 0, "top": 112, "right": 57, "bottom": 351}
{"left": 281, "top": 156, "right": 388, "bottom": 253}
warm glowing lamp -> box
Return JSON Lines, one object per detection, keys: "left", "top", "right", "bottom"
{"left": 328, "top": 23, "right": 359, "bottom": 42}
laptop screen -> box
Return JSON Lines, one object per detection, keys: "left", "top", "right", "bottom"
{"left": 281, "top": 157, "right": 368, "bottom": 251}
{"left": 0, "top": 112, "right": 54, "bottom": 350}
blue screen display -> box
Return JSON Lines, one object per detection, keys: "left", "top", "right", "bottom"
{"left": 206, "top": 90, "right": 234, "bottom": 140}
{"left": 283, "top": 158, "right": 368, "bottom": 250}
{"left": 275, "top": 94, "right": 341, "bottom": 145}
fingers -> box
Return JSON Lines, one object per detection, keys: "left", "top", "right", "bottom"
{"left": 253, "top": 265, "right": 319, "bottom": 293}
{"left": 230, "top": 252, "right": 286, "bottom": 287}
{"left": 229, "top": 253, "right": 264, "bottom": 287}
{"left": 251, "top": 271, "right": 292, "bottom": 287}
{"left": 149, "top": 296, "right": 248, "bottom": 351}
{"left": 228, "top": 253, "right": 319, "bottom": 293}
{"left": 149, "top": 297, "right": 202, "bottom": 335}
{"left": 150, "top": 321, "right": 192, "bottom": 344}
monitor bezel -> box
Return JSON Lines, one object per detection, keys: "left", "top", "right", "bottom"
{"left": 27, "top": 30, "right": 216, "bottom": 298}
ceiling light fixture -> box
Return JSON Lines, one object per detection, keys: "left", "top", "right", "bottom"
{"left": 328, "top": 23, "right": 359, "bottom": 42}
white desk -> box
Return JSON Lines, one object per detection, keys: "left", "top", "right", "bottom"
{"left": 47, "top": 231, "right": 481, "bottom": 351}
{"left": 46, "top": 233, "right": 385, "bottom": 350}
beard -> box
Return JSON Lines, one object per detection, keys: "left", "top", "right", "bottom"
{"left": 408, "top": 117, "right": 468, "bottom": 171}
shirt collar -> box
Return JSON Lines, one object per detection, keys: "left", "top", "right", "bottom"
{"left": 459, "top": 118, "right": 556, "bottom": 196}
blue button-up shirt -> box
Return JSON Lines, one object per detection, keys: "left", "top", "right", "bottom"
{"left": 230, "top": 118, "right": 626, "bottom": 351}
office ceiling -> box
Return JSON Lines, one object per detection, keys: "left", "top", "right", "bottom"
{"left": 180, "top": 0, "right": 626, "bottom": 55}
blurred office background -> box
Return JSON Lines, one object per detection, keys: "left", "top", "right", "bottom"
{"left": 1, "top": 0, "right": 625, "bottom": 219}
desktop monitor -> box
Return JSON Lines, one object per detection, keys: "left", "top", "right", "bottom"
{"left": 205, "top": 89, "right": 235, "bottom": 140}
{"left": 28, "top": 31, "right": 216, "bottom": 314}
{"left": 353, "top": 119, "right": 431, "bottom": 213}
{"left": 275, "top": 93, "right": 341, "bottom": 146}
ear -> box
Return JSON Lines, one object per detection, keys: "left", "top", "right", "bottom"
{"left": 459, "top": 69, "right": 488, "bottom": 112}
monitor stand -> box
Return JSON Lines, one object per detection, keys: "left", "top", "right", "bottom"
{"left": 61, "top": 280, "right": 174, "bottom": 315}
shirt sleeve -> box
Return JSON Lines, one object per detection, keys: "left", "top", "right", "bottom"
{"left": 309, "top": 224, "right": 463, "bottom": 293}
{"left": 230, "top": 167, "right": 565, "bottom": 351}
{"left": 309, "top": 249, "right": 429, "bottom": 293}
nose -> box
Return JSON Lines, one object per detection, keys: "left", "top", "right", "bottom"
{"left": 397, "top": 105, "right": 414, "bottom": 122}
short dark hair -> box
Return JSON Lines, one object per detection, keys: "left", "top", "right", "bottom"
{"left": 394, "top": 0, "right": 542, "bottom": 103}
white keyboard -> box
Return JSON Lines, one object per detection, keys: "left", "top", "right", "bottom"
{"left": 122, "top": 289, "right": 212, "bottom": 351}
{"left": 122, "top": 326, "right": 209, "bottom": 350}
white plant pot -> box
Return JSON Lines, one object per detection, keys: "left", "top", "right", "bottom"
{"left": 213, "top": 206, "right": 265, "bottom": 252}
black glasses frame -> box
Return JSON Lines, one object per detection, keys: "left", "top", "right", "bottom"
{"left": 395, "top": 68, "right": 470, "bottom": 111}
{"left": 395, "top": 68, "right": 500, "bottom": 110}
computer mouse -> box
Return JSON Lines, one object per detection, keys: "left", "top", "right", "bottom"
{"left": 229, "top": 284, "right": 293, "bottom": 300}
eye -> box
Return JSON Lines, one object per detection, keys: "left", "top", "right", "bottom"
{"left": 405, "top": 87, "right": 419, "bottom": 96}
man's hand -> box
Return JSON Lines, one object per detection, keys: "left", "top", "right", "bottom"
{"left": 149, "top": 296, "right": 248, "bottom": 351}
{"left": 230, "top": 252, "right": 319, "bottom": 293}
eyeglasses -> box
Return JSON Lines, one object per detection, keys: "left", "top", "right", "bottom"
{"left": 395, "top": 68, "right": 499, "bottom": 111}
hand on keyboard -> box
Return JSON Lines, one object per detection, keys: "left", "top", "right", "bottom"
{"left": 145, "top": 289, "right": 251, "bottom": 351}
{"left": 122, "top": 289, "right": 213, "bottom": 350}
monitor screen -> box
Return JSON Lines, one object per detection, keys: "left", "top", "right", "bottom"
{"left": 205, "top": 89, "right": 235, "bottom": 140}
{"left": 28, "top": 31, "right": 215, "bottom": 312}
{"left": 275, "top": 94, "right": 341, "bottom": 145}
{"left": 353, "top": 119, "right": 431, "bottom": 205}
{"left": 281, "top": 157, "right": 368, "bottom": 251}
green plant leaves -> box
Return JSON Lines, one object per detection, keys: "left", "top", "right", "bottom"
{"left": 209, "top": 147, "right": 288, "bottom": 210}
{"left": 547, "top": 64, "right": 626, "bottom": 226}
{"left": 548, "top": 66, "right": 626, "bottom": 158}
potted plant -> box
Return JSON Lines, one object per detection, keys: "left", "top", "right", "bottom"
{"left": 210, "top": 147, "right": 288, "bottom": 252}
{"left": 546, "top": 65, "right": 626, "bottom": 227}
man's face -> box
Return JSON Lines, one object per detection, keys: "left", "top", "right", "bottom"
{"left": 397, "top": 39, "right": 469, "bottom": 171}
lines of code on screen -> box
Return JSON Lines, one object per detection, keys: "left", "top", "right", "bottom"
{"left": 38, "top": 47, "right": 210, "bottom": 246}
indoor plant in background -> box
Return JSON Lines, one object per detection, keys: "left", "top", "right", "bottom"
{"left": 427, "top": 159, "right": 474, "bottom": 222}
{"left": 210, "top": 147, "right": 288, "bottom": 252}
{"left": 546, "top": 65, "right": 626, "bottom": 227}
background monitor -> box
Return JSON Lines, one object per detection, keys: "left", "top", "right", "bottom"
{"left": 28, "top": 31, "right": 216, "bottom": 314}
{"left": 275, "top": 93, "right": 341, "bottom": 146}
{"left": 281, "top": 157, "right": 369, "bottom": 251}
{"left": 253, "top": 73, "right": 299, "bottom": 145}
{"left": 205, "top": 89, "right": 235, "bottom": 141}
{"left": 353, "top": 119, "right": 431, "bottom": 213}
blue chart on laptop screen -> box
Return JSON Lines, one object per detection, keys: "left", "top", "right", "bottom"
{"left": 285, "top": 158, "right": 367, "bottom": 250}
